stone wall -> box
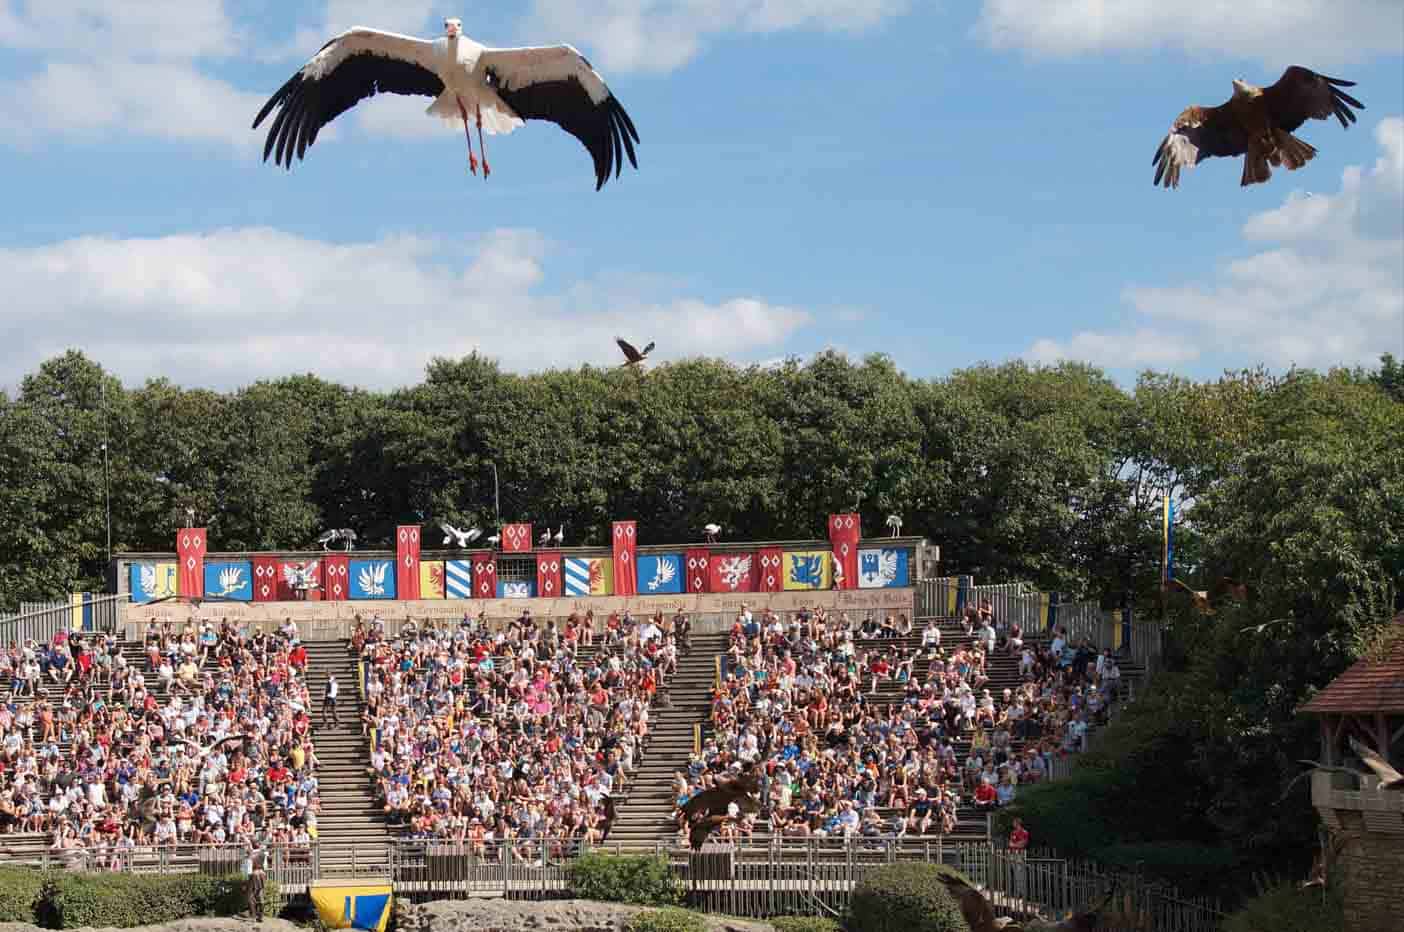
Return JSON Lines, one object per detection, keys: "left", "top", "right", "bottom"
{"left": 395, "top": 899, "right": 775, "bottom": 932}
{"left": 1333, "top": 817, "right": 1404, "bottom": 932}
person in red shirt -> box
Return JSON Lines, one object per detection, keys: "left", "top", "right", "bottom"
{"left": 1009, "top": 817, "right": 1030, "bottom": 854}
{"left": 974, "top": 780, "right": 998, "bottom": 811}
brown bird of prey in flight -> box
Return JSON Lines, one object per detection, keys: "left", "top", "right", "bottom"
{"left": 1152, "top": 66, "right": 1364, "bottom": 189}
{"left": 1165, "top": 576, "right": 1250, "bottom": 615}
{"left": 615, "top": 336, "right": 655, "bottom": 368}
{"left": 681, "top": 767, "right": 761, "bottom": 850}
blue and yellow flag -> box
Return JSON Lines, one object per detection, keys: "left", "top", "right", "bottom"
{"left": 129, "top": 562, "right": 178, "bottom": 603}
{"left": 311, "top": 883, "right": 392, "bottom": 932}
{"left": 783, "top": 550, "right": 832, "bottom": 591}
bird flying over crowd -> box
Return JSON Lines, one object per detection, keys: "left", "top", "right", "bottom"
{"left": 253, "top": 17, "right": 640, "bottom": 190}
{"left": 1152, "top": 66, "right": 1364, "bottom": 189}
{"left": 681, "top": 767, "right": 762, "bottom": 850}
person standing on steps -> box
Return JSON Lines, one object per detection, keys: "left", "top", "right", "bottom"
{"left": 246, "top": 843, "right": 267, "bottom": 923}
{"left": 324, "top": 673, "right": 340, "bottom": 728}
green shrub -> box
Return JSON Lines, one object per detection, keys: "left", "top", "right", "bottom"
{"left": 771, "top": 916, "right": 841, "bottom": 932}
{"left": 0, "top": 867, "right": 50, "bottom": 923}
{"left": 566, "top": 852, "right": 683, "bottom": 906}
{"left": 1222, "top": 880, "right": 1344, "bottom": 932}
{"left": 1094, "top": 841, "right": 1239, "bottom": 896}
{"left": 624, "top": 907, "right": 707, "bottom": 932}
{"left": 846, "top": 862, "right": 971, "bottom": 932}
{"left": 42, "top": 870, "right": 280, "bottom": 928}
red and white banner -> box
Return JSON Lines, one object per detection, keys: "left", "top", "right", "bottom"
{"left": 828, "top": 513, "right": 861, "bottom": 591}
{"left": 472, "top": 552, "right": 497, "bottom": 598}
{"left": 177, "top": 528, "right": 207, "bottom": 599}
{"left": 612, "top": 520, "right": 638, "bottom": 596}
{"left": 252, "top": 557, "right": 280, "bottom": 602}
{"left": 757, "top": 548, "right": 784, "bottom": 593}
{"left": 278, "top": 559, "right": 322, "bottom": 601}
{"left": 501, "top": 523, "right": 533, "bottom": 553}
{"left": 708, "top": 552, "right": 756, "bottom": 593}
{"left": 685, "top": 549, "right": 710, "bottom": 593}
{"left": 396, "top": 525, "right": 422, "bottom": 601}
{"left": 536, "top": 551, "right": 563, "bottom": 597}
{"left": 323, "top": 554, "right": 350, "bottom": 602}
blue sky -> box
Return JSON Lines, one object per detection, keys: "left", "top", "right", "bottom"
{"left": 1, "top": 1, "right": 1401, "bottom": 390}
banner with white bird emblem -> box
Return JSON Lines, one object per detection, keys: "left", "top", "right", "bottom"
{"left": 612, "top": 520, "right": 638, "bottom": 596}
{"left": 128, "top": 562, "right": 177, "bottom": 603}
{"left": 202, "top": 562, "right": 253, "bottom": 601}
{"left": 536, "top": 552, "right": 563, "bottom": 597}
{"left": 637, "top": 553, "right": 683, "bottom": 594}
{"left": 708, "top": 552, "right": 755, "bottom": 593}
{"left": 176, "top": 528, "right": 207, "bottom": 599}
{"left": 279, "top": 560, "right": 322, "bottom": 600}
{"left": 395, "top": 525, "right": 421, "bottom": 600}
{"left": 349, "top": 560, "right": 395, "bottom": 600}
{"left": 498, "top": 580, "right": 536, "bottom": 598}
{"left": 858, "top": 548, "right": 910, "bottom": 589}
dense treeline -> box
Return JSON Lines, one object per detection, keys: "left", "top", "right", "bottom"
{"left": 2, "top": 348, "right": 1402, "bottom": 899}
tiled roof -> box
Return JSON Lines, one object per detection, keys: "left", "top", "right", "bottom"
{"left": 1299, "top": 612, "right": 1404, "bottom": 715}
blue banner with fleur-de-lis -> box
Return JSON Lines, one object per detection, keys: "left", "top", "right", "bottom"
{"left": 202, "top": 562, "right": 253, "bottom": 601}
{"left": 349, "top": 560, "right": 396, "bottom": 600}
{"left": 637, "top": 553, "right": 684, "bottom": 594}
{"left": 858, "top": 548, "right": 910, "bottom": 588}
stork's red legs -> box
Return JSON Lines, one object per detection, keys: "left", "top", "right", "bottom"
{"left": 456, "top": 97, "right": 478, "bottom": 176}
{"left": 476, "top": 104, "right": 491, "bottom": 179}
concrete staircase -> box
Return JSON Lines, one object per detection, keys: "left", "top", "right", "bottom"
{"left": 605, "top": 633, "right": 726, "bottom": 851}
{"left": 302, "top": 640, "right": 392, "bottom": 877}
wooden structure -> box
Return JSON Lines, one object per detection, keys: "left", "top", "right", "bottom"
{"left": 1298, "top": 611, "right": 1404, "bottom": 932}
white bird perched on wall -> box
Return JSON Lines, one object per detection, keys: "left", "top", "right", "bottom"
{"left": 485, "top": 533, "right": 501, "bottom": 548}
{"left": 886, "top": 514, "right": 902, "bottom": 537}
{"left": 539, "top": 527, "right": 552, "bottom": 546}
{"left": 703, "top": 523, "right": 722, "bottom": 543}
{"left": 440, "top": 523, "right": 478, "bottom": 547}
{"left": 551, "top": 525, "right": 565, "bottom": 545}
{"left": 253, "top": 17, "right": 640, "bottom": 190}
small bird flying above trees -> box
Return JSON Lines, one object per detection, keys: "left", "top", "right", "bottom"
{"left": 1152, "top": 66, "right": 1364, "bottom": 189}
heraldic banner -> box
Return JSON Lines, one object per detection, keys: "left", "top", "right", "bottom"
{"left": 472, "top": 552, "right": 497, "bottom": 598}
{"left": 685, "top": 549, "right": 710, "bottom": 593}
{"left": 420, "top": 561, "right": 445, "bottom": 599}
{"left": 537, "top": 551, "right": 563, "bottom": 597}
{"left": 612, "top": 520, "right": 638, "bottom": 596}
{"left": 396, "top": 525, "right": 421, "bottom": 600}
{"left": 311, "top": 883, "right": 392, "bottom": 932}
{"left": 252, "top": 557, "right": 280, "bottom": 602}
{"left": 323, "top": 554, "right": 350, "bottom": 602}
{"left": 502, "top": 522, "right": 533, "bottom": 553}
{"left": 757, "top": 548, "right": 784, "bottom": 593}
{"left": 709, "top": 552, "right": 755, "bottom": 593}
{"left": 176, "top": 528, "right": 207, "bottom": 599}
{"left": 828, "top": 513, "right": 861, "bottom": 590}
{"left": 278, "top": 559, "right": 322, "bottom": 601}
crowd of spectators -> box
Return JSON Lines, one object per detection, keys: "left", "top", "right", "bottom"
{"left": 357, "top": 607, "right": 679, "bottom": 856}
{"left": 683, "top": 601, "right": 1123, "bottom": 844}
{"left": 0, "top": 620, "right": 320, "bottom": 862}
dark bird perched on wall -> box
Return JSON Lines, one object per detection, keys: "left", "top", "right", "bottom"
{"left": 1152, "top": 66, "right": 1364, "bottom": 189}
{"left": 615, "top": 337, "right": 655, "bottom": 368}
{"left": 253, "top": 17, "right": 639, "bottom": 189}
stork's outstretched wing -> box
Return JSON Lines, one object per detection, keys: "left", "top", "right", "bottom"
{"left": 1349, "top": 736, "right": 1404, "bottom": 789}
{"left": 254, "top": 28, "right": 444, "bottom": 169}
{"left": 479, "top": 45, "right": 639, "bottom": 190}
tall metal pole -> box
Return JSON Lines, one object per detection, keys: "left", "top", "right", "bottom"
{"left": 101, "top": 381, "right": 112, "bottom": 565}
{"left": 489, "top": 462, "right": 500, "bottom": 527}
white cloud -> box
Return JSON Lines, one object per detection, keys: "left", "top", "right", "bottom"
{"left": 524, "top": 0, "right": 910, "bottom": 74}
{"left": 271, "top": 0, "right": 437, "bottom": 63}
{"left": 0, "top": 60, "right": 271, "bottom": 149}
{"left": 0, "top": 227, "right": 811, "bottom": 390}
{"left": 1026, "top": 329, "right": 1201, "bottom": 367}
{"left": 974, "top": 0, "right": 1404, "bottom": 64}
{"left": 0, "top": 0, "right": 238, "bottom": 60}
{"left": 1026, "top": 117, "right": 1404, "bottom": 373}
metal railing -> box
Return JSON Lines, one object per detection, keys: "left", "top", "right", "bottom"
{"left": 1, "top": 592, "right": 122, "bottom": 645}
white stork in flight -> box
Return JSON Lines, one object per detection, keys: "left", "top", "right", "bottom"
{"left": 253, "top": 17, "right": 640, "bottom": 190}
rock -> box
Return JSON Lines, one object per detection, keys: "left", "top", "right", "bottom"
{"left": 395, "top": 898, "right": 778, "bottom": 932}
